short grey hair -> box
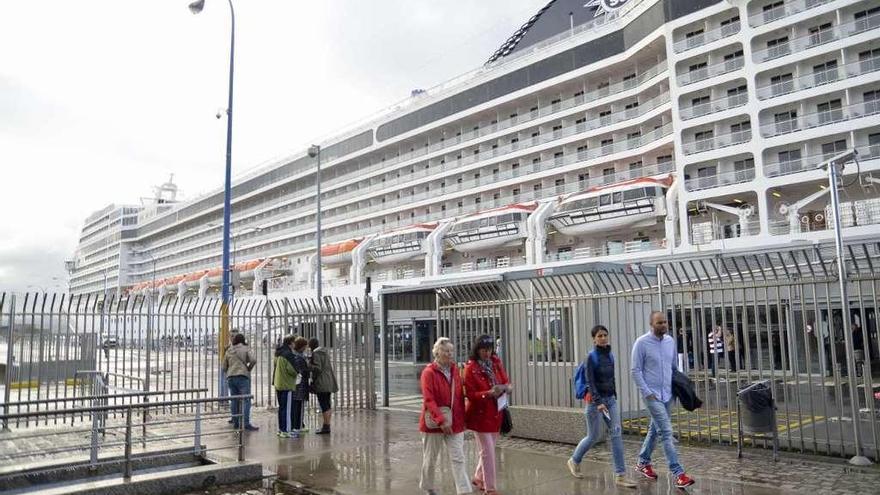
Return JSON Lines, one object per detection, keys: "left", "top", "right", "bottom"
{"left": 432, "top": 337, "right": 453, "bottom": 359}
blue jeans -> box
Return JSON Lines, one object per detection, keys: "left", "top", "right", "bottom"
{"left": 227, "top": 375, "right": 252, "bottom": 428}
{"left": 637, "top": 397, "right": 684, "bottom": 476}
{"left": 571, "top": 397, "right": 626, "bottom": 475}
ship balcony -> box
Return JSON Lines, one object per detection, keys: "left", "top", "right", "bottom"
{"left": 765, "top": 143, "right": 880, "bottom": 178}
{"left": 674, "top": 19, "right": 741, "bottom": 55}
{"left": 685, "top": 166, "right": 756, "bottom": 192}
{"left": 756, "top": 55, "right": 880, "bottom": 101}
{"left": 373, "top": 267, "right": 427, "bottom": 283}
{"left": 752, "top": 11, "right": 880, "bottom": 64}
{"left": 748, "top": 0, "right": 834, "bottom": 28}
{"left": 677, "top": 55, "right": 745, "bottom": 87}
{"left": 760, "top": 99, "right": 880, "bottom": 139}
{"left": 683, "top": 129, "right": 752, "bottom": 156}
{"left": 679, "top": 92, "right": 749, "bottom": 120}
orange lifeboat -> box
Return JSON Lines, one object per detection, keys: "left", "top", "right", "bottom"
{"left": 320, "top": 239, "right": 361, "bottom": 265}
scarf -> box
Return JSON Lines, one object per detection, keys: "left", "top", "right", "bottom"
{"left": 478, "top": 358, "right": 496, "bottom": 386}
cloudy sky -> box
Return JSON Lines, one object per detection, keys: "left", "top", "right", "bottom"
{"left": 0, "top": 0, "right": 548, "bottom": 292}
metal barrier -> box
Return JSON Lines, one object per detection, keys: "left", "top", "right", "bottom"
{"left": 0, "top": 394, "right": 252, "bottom": 479}
{"left": 1, "top": 294, "right": 376, "bottom": 413}
{"left": 424, "top": 241, "right": 879, "bottom": 461}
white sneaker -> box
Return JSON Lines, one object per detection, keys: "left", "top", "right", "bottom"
{"left": 567, "top": 458, "right": 584, "bottom": 479}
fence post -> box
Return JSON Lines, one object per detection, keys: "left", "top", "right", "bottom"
{"left": 89, "top": 408, "right": 100, "bottom": 469}
{"left": 194, "top": 401, "right": 202, "bottom": 457}
{"left": 237, "top": 397, "right": 245, "bottom": 462}
{"left": 265, "top": 300, "right": 273, "bottom": 410}
{"left": 124, "top": 407, "right": 133, "bottom": 479}
{"left": 3, "top": 294, "right": 15, "bottom": 431}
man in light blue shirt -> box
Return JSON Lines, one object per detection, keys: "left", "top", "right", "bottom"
{"left": 630, "top": 311, "right": 695, "bottom": 488}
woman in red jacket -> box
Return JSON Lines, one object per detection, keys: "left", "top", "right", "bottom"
{"left": 464, "top": 334, "right": 511, "bottom": 495}
{"left": 419, "top": 337, "right": 471, "bottom": 495}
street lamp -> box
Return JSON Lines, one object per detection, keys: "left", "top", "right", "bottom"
{"left": 822, "top": 148, "right": 872, "bottom": 466}
{"left": 189, "top": 0, "right": 236, "bottom": 394}
{"left": 308, "top": 144, "right": 322, "bottom": 301}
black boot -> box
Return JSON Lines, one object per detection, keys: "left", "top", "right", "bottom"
{"left": 316, "top": 424, "right": 331, "bottom": 434}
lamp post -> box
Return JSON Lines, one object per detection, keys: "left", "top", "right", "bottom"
{"left": 189, "top": 0, "right": 236, "bottom": 397}
{"left": 308, "top": 145, "right": 322, "bottom": 301}
{"left": 823, "top": 148, "right": 872, "bottom": 466}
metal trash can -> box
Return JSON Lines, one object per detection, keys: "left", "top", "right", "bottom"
{"left": 736, "top": 380, "right": 778, "bottom": 461}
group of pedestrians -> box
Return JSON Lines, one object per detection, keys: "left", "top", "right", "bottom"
{"left": 220, "top": 332, "right": 338, "bottom": 437}
{"left": 419, "top": 335, "right": 511, "bottom": 495}
{"left": 420, "top": 311, "right": 696, "bottom": 495}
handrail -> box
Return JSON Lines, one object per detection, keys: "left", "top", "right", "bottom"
{"left": 1, "top": 388, "right": 206, "bottom": 408}
{"left": 0, "top": 394, "right": 252, "bottom": 421}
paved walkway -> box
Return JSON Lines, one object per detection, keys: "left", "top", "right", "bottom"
{"left": 229, "top": 409, "right": 880, "bottom": 495}
{"left": 4, "top": 407, "right": 880, "bottom": 494}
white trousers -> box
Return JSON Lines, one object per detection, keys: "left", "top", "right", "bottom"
{"left": 419, "top": 432, "right": 471, "bottom": 494}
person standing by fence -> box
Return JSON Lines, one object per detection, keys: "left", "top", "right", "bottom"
{"left": 289, "top": 337, "right": 311, "bottom": 437}
{"left": 464, "top": 334, "right": 511, "bottom": 495}
{"left": 631, "top": 311, "right": 695, "bottom": 488}
{"left": 222, "top": 333, "right": 259, "bottom": 431}
{"left": 308, "top": 337, "right": 338, "bottom": 434}
{"left": 419, "top": 337, "right": 471, "bottom": 495}
{"left": 566, "top": 325, "right": 637, "bottom": 488}
{"left": 707, "top": 326, "right": 725, "bottom": 377}
{"left": 274, "top": 335, "right": 299, "bottom": 437}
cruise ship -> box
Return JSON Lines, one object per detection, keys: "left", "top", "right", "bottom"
{"left": 68, "top": 0, "right": 880, "bottom": 299}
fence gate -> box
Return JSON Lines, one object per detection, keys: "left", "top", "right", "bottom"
{"left": 1, "top": 293, "right": 376, "bottom": 423}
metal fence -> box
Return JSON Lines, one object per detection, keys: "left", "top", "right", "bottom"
{"left": 1, "top": 293, "right": 376, "bottom": 417}
{"left": 433, "top": 242, "right": 880, "bottom": 461}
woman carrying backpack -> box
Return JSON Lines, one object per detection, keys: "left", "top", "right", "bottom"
{"left": 567, "top": 325, "right": 637, "bottom": 488}
{"left": 273, "top": 335, "right": 299, "bottom": 437}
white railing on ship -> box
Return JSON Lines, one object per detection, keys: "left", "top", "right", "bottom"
{"left": 756, "top": 56, "right": 880, "bottom": 100}
{"left": 677, "top": 56, "right": 745, "bottom": 86}
{"left": 547, "top": 239, "right": 665, "bottom": 262}
{"left": 691, "top": 219, "right": 761, "bottom": 245}
{"left": 680, "top": 93, "right": 748, "bottom": 120}
{"left": 136, "top": 94, "right": 673, "bottom": 263}
{"left": 128, "top": 124, "right": 676, "bottom": 279}
{"left": 748, "top": 0, "right": 833, "bottom": 28}
{"left": 685, "top": 168, "right": 756, "bottom": 192}
{"left": 673, "top": 20, "right": 741, "bottom": 53}
{"left": 765, "top": 145, "right": 880, "bottom": 178}
{"left": 753, "top": 12, "right": 880, "bottom": 63}
{"left": 760, "top": 100, "right": 880, "bottom": 139}
{"left": 683, "top": 130, "right": 752, "bottom": 155}
{"left": 768, "top": 198, "right": 880, "bottom": 235}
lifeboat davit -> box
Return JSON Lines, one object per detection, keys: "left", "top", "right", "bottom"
{"left": 548, "top": 176, "right": 672, "bottom": 236}
{"left": 321, "top": 239, "right": 361, "bottom": 265}
{"left": 368, "top": 223, "right": 437, "bottom": 264}
{"left": 444, "top": 203, "right": 536, "bottom": 253}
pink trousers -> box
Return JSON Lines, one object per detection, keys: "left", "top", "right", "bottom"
{"left": 474, "top": 432, "right": 499, "bottom": 490}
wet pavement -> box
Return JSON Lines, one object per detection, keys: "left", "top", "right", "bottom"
{"left": 205, "top": 408, "right": 880, "bottom": 495}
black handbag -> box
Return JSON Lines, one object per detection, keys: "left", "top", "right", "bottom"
{"left": 500, "top": 408, "right": 513, "bottom": 434}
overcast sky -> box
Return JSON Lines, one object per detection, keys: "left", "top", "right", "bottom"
{"left": 0, "top": 0, "right": 548, "bottom": 292}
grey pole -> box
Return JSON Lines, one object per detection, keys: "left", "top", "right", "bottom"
{"left": 827, "top": 149, "right": 872, "bottom": 466}
{"left": 308, "top": 145, "right": 323, "bottom": 301}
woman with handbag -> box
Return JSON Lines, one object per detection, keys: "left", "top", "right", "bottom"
{"left": 464, "top": 334, "right": 511, "bottom": 495}
{"left": 419, "top": 337, "right": 471, "bottom": 495}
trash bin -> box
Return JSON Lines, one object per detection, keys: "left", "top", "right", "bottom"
{"left": 738, "top": 381, "right": 775, "bottom": 434}
{"left": 736, "top": 380, "right": 778, "bottom": 461}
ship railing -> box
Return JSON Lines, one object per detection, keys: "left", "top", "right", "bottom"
{"left": 683, "top": 129, "right": 752, "bottom": 155}
{"left": 685, "top": 167, "right": 756, "bottom": 192}
{"left": 756, "top": 56, "right": 880, "bottom": 100}
{"left": 748, "top": 0, "right": 833, "bottom": 28}
{"left": 760, "top": 100, "right": 880, "bottom": 139}
{"left": 677, "top": 56, "right": 745, "bottom": 86}
{"left": 674, "top": 20, "right": 741, "bottom": 54}
{"left": 753, "top": 12, "right": 880, "bottom": 63}
{"left": 680, "top": 93, "right": 749, "bottom": 120}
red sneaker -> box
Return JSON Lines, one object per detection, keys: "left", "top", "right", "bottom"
{"left": 636, "top": 463, "right": 658, "bottom": 480}
{"left": 675, "top": 473, "right": 695, "bottom": 488}
{"left": 472, "top": 478, "right": 484, "bottom": 491}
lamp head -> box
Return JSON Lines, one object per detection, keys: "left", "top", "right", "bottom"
{"left": 188, "top": 0, "right": 205, "bottom": 14}
{"left": 307, "top": 145, "right": 320, "bottom": 158}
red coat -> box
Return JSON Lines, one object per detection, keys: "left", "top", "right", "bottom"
{"left": 419, "top": 361, "right": 466, "bottom": 434}
{"left": 464, "top": 356, "right": 510, "bottom": 433}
